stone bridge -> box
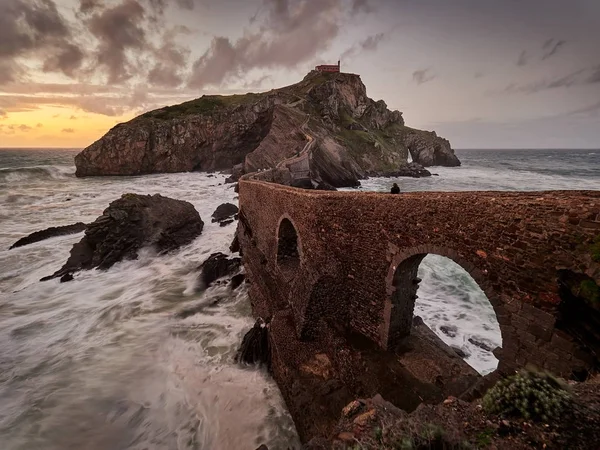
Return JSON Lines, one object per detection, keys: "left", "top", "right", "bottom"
{"left": 237, "top": 179, "right": 600, "bottom": 379}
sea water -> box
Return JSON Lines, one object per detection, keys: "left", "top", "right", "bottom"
{"left": 0, "top": 148, "right": 598, "bottom": 449}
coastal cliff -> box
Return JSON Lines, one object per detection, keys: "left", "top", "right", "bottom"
{"left": 75, "top": 71, "right": 460, "bottom": 185}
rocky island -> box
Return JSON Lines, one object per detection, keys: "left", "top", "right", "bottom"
{"left": 74, "top": 71, "right": 460, "bottom": 186}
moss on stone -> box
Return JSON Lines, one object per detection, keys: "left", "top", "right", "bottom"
{"left": 580, "top": 279, "right": 600, "bottom": 305}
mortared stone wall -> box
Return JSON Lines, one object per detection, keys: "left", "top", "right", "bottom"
{"left": 237, "top": 178, "right": 600, "bottom": 377}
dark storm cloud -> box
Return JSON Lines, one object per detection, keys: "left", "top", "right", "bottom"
{"left": 188, "top": 0, "right": 350, "bottom": 88}
{"left": 341, "top": 33, "right": 386, "bottom": 60}
{"left": 504, "top": 65, "right": 600, "bottom": 94}
{"left": 148, "top": 27, "right": 191, "bottom": 87}
{"left": 516, "top": 39, "right": 566, "bottom": 67}
{"left": 568, "top": 100, "right": 600, "bottom": 116}
{"left": 87, "top": 0, "right": 148, "bottom": 83}
{"left": 412, "top": 68, "right": 436, "bottom": 85}
{"left": 0, "top": 0, "right": 84, "bottom": 83}
{"left": 517, "top": 51, "right": 528, "bottom": 67}
{"left": 541, "top": 38, "right": 566, "bottom": 60}
{"left": 79, "top": 0, "right": 103, "bottom": 14}
{"left": 351, "top": 0, "right": 373, "bottom": 15}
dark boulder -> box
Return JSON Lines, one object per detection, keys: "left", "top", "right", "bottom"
{"left": 211, "top": 203, "right": 239, "bottom": 223}
{"left": 198, "top": 252, "right": 241, "bottom": 288}
{"left": 230, "top": 273, "right": 246, "bottom": 290}
{"left": 9, "top": 222, "right": 87, "bottom": 250}
{"left": 314, "top": 180, "right": 337, "bottom": 191}
{"left": 41, "top": 194, "right": 203, "bottom": 281}
{"left": 236, "top": 318, "right": 270, "bottom": 366}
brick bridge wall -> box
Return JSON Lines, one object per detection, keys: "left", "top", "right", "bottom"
{"left": 237, "top": 178, "right": 600, "bottom": 377}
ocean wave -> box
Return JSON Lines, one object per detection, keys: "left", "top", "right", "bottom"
{"left": 0, "top": 165, "right": 75, "bottom": 183}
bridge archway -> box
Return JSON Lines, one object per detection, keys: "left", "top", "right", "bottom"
{"left": 276, "top": 216, "right": 301, "bottom": 273}
{"left": 383, "top": 246, "right": 504, "bottom": 373}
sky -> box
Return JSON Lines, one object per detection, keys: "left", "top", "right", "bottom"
{"left": 0, "top": 0, "right": 599, "bottom": 149}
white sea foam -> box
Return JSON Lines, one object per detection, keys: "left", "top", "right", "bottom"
{"left": 0, "top": 166, "right": 299, "bottom": 450}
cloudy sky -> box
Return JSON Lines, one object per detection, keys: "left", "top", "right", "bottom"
{"left": 1, "top": 0, "right": 599, "bottom": 149}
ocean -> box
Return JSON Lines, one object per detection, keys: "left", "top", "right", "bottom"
{"left": 0, "top": 148, "right": 598, "bottom": 449}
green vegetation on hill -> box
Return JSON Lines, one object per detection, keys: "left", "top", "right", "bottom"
{"left": 141, "top": 92, "right": 267, "bottom": 120}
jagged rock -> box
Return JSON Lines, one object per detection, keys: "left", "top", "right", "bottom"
{"left": 41, "top": 194, "right": 203, "bottom": 281}
{"left": 74, "top": 71, "right": 460, "bottom": 183}
{"left": 60, "top": 273, "right": 74, "bottom": 283}
{"left": 405, "top": 131, "right": 461, "bottom": 167}
{"left": 9, "top": 222, "right": 87, "bottom": 249}
{"left": 198, "top": 252, "right": 241, "bottom": 288}
{"left": 230, "top": 273, "right": 245, "bottom": 290}
{"left": 211, "top": 203, "right": 239, "bottom": 223}
{"left": 230, "top": 233, "right": 240, "bottom": 254}
{"left": 236, "top": 318, "right": 270, "bottom": 366}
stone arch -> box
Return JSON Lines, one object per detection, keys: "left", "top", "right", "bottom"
{"left": 381, "top": 245, "right": 505, "bottom": 353}
{"left": 276, "top": 215, "right": 302, "bottom": 273}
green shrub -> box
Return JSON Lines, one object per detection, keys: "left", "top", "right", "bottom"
{"left": 482, "top": 368, "right": 571, "bottom": 422}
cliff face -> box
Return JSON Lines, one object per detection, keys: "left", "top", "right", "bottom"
{"left": 75, "top": 71, "right": 460, "bottom": 184}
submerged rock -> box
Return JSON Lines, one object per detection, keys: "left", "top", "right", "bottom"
{"left": 9, "top": 222, "right": 87, "bottom": 250}
{"left": 198, "top": 252, "right": 241, "bottom": 288}
{"left": 41, "top": 194, "right": 203, "bottom": 280}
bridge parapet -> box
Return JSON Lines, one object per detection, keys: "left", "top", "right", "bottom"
{"left": 237, "top": 178, "right": 600, "bottom": 377}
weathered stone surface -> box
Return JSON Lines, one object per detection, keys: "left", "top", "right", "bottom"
{"left": 9, "top": 222, "right": 87, "bottom": 249}
{"left": 211, "top": 203, "right": 239, "bottom": 223}
{"left": 41, "top": 194, "right": 203, "bottom": 280}
{"left": 404, "top": 130, "right": 461, "bottom": 167}
{"left": 237, "top": 180, "right": 600, "bottom": 379}
{"left": 198, "top": 252, "right": 241, "bottom": 288}
{"left": 74, "top": 71, "right": 460, "bottom": 184}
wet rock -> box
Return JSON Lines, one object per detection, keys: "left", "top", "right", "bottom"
{"left": 230, "top": 233, "right": 240, "bottom": 254}
{"left": 451, "top": 346, "right": 470, "bottom": 359}
{"left": 468, "top": 337, "right": 493, "bottom": 352}
{"left": 230, "top": 273, "right": 245, "bottom": 290}
{"left": 440, "top": 324, "right": 458, "bottom": 338}
{"left": 236, "top": 318, "right": 270, "bottom": 366}
{"left": 60, "top": 273, "right": 74, "bottom": 283}
{"left": 211, "top": 203, "right": 239, "bottom": 223}
{"left": 9, "top": 222, "right": 87, "bottom": 250}
{"left": 198, "top": 252, "right": 241, "bottom": 287}
{"left": 219, "top": 219, "right": 234, "bottom": 227}
{"left": 41, "top": 194, "right": 203, "bottom": 281}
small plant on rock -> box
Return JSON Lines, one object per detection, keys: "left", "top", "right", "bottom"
{"left": 482, "top": 368, "right": 572, "bottom": 422}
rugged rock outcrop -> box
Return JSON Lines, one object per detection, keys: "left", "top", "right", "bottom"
{"left": 41, "top": 194, "right": 203, "bottom": 280}
{"left": 9, "top": 222, "right": 87, "bottom": 249}
{"left": 211, "top": 203, "right": 239, "bottom": 224}
{"left": 405, "top": 130, "right": 461, "bottom": 167}
{"left": 198, "top": 252, "right": 241, "bottom": 288}
{"left": 75, "top": 71, "right": 460, "bottom": 185}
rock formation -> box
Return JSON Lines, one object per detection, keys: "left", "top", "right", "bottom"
{"left": 9, "top": 222, "right": 87, "bottom": 250}
{"left": 198, "top": 252, "right": 241, "bottom": 288}
{"left": 75, "top": 71, "right": 460, "bottom": 186}
{"left": 41, "top": 194, "right": 203, "bottom": 280}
